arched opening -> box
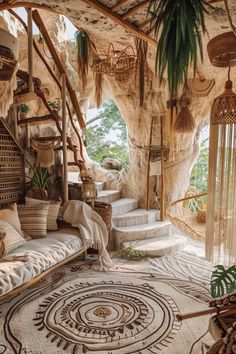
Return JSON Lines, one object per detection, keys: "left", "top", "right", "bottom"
{"left": 84, "top": 98, "right": 129, "bottom": 170}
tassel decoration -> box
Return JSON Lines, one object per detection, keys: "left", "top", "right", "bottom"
{"left": 174, "top": 86, "right": 195, "bottom": 133}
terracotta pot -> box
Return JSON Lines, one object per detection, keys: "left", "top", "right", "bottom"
{"left": 207, "top": 31, "right": 236, "bottom": 67}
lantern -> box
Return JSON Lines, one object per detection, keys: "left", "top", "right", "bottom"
{"left": 82, "top": 177, "right": 97, "bottom": 208}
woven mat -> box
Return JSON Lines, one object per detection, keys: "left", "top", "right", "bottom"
{"left": 0, "top": 257, "right": 214, "bottom": 354}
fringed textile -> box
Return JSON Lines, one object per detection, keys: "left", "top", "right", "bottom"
{"left": 206, "top": 80, "right": 236, "bottom": 265}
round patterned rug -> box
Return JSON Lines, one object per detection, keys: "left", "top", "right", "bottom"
{"left": 0, "top": 262, "right": 213, "bottom": 354}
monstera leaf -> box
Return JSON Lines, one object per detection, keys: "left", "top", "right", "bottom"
{"left": 211, "top": 265, "right": 236, "bottom": 299}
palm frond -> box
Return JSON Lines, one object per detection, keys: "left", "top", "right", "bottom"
{"left": 148, "top": 0, "right": 209, "bottom": 96}
{"left": 75, "top": 31, "right": 91, "bottom": 92}
{"left": 211, "top": 264, "right": 236, "bottom": 299}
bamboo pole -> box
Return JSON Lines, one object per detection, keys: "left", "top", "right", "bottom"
{"left": 146, "top": 114, "right": 154, "bottom": 210}
{"left": 62, "top": 73, "right": 68, "bottom": 203}
{"left": 27, "top": 8, "right": 33, "bottom": 92}
{"left": 160, "top": 115, "right": 164, "bottom": 220}
{"left": 176, "top": 303, "right": 236, "bottom": 321}
{"left": 26, "top": 8, "right": 33, "bottom": 149}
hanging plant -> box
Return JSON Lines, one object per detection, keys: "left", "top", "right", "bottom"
{"left": 148, "top": 0, "right": 210, "bottom": 97}
{"left": 75, "top": 30, "right": 92, "bottom": 92}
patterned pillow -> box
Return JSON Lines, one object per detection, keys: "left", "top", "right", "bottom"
{"left": 25, "top": 197, "right": 61, "bottom": 231}
{"left": 0, "top": 203, "right": 22, "bottom": 235}
{"left": 0, "top": 221, "right": 26, "bottom": 256}
{"left": 17, "top": 204, "right": 49, "bottom": 239}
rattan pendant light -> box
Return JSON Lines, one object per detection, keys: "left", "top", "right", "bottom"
{"left": 206, "top": 65, "right": 236, "bottom": 265}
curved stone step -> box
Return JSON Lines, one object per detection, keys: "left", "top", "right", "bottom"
{"left": 122, "top": 234, "right": 187, "bottom": 257}
{"left": 96, "top": 190, "right": 121, "bottom": 203}
{"left": 112, "top": 209, "right": 160, "bottom": 227}
{"left": 114, "top": 220, "right": 171, "bottom": 249}
{"left": 111, "top": 198, "right": 138, "bottom": 216}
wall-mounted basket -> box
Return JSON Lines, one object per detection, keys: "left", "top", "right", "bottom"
{"left": 0, "top": 28, "right": 18, "bottom": 81}
{"left": 207, "top": 31, "right": 236, "bottom": 67}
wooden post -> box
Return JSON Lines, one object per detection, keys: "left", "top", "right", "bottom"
{"left": 26, "top": 8, "right": 33, "bottom": 148}
{"left": 62, "top": 73, "right": 68, "bottom": 203}
{"left": 160, "top": 115, "right": 165, "bottom": 220}
{"left": 27, "top": 8, "right": 33, "bottom": 92}
{"left": 146, "top": 114, "right": 154, "bottom": 210}
{"left": 13, "top": 104, "right": 18, "bottom": 140}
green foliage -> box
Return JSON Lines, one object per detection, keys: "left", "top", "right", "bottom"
{"left": 149, "top": 0, "right": 210, "bottom": 96}
{"left": 116, "top": 244, "right": 147, "bottom": 260}
{"left": 48, "top": 100, "right": 59, "bottom": 110}
{"left": 17, "top": 103, "right": 30, "bottom": 114}
{"left": 211, "top": 265, "right": 236, "bottom": 298}
{"left": 85, "top": 99, "right": 129, "bottom": 166}
{"left": 30, "top": 166, "right": 51, "bottom": 190}
{"left": 75, "top": 31, "right": 91, "bottom": 90}
{"left": 190, "top": 136, "right": 209, "bottom": 193}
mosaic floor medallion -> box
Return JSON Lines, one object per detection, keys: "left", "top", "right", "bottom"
{"left": 33, "top": 280, "right": 180, "bottom": 353}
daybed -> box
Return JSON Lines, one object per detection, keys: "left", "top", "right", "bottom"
{"left": 0, "top": 226, "right": 86, "bottom": 301}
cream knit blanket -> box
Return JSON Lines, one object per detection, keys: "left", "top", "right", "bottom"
{"left": 63, "top": 200, "right": 113, "bottom": 270}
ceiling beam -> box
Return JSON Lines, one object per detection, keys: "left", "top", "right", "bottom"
{"left": 0, "top": 2, "right": 54, "bottom": 11}
{"left": 111, "top": 0, "right": 130, "bottom": 12}
{"left": 122, "top": 0, "right": 150, "bottom": 20}
{"left": 139, "top": 18, "right": 152, "bottom": 29}
{"left": 82, "top": 0, "right": 157, "bottom": 46}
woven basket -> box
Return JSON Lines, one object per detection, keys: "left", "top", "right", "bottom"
{"left": 207, "top": 31, "right": 236, "bottom": 68}
{"left": 92, "top": 201, "right": 112, "bottom": 231}
{"left": 196, "top": 209, "right": 206, "bottom": 224}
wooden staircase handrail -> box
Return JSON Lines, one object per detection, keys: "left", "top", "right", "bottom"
{"left": 31, "top": 9, "right": 85, "bottom": 130}
{"left": 9, "top": 9, "right": 85, "bottom": 164}
{"left": 170, "top": 192, "right": 208, "bottom": 208}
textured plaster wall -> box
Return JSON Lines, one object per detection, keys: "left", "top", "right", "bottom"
{"left": 1, "top": 1, "right": 236, "bottom": 207}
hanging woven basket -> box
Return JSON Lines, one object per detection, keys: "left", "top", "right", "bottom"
{"left": 207, "top": 31, "right": 236, "bottom": 68}
{"left": 0, "top": 29, "right": 18, "bottom": 81}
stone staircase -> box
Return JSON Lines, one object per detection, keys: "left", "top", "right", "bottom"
{"left": 94, "top": 180, "right": 187, "bottom": 256}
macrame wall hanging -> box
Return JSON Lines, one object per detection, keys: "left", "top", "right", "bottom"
{"left": 206, "top": 67, "right": 236, "bottom": 265}
{"left": 206, "top": 0, "right": 236, "bottom": 265}
{"left": 31, "top": 138, "right": 61, "bottom": 168}
{"left": 187, "top": 77, "right": 215, "bottom": 97}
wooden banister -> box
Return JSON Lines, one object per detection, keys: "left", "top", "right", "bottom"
{"left": 32, "top": 10, "right": 85, "bottom": 129}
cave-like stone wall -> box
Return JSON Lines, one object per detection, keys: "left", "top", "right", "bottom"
{"left": 1, "top": 1, "right": 236, "bottom": 209}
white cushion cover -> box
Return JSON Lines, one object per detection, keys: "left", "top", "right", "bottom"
{"left": 0, "top": 230, "right": 84, "bottom": 296}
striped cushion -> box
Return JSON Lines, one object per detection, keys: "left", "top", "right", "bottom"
{"left": 0, "top": 221, "right": 26, "bottom": 256}
{"left": 25, "top": 197, "right": 61, "bottom": 231}
{"left": 17, "top": 204, "right": 49, "bottom": 239}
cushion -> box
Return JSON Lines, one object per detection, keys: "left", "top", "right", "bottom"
{"left": 17, "top": 204, "right": 49, "bottom": 239}
{"left": 0, "top": 203, "right": 22, "bottom": 235}
{"left": 0, "top": 230, "right": 84, "bottom": 296}
{"left": 25, "top": 197, "right": 61, "bottom": 231}
{"left": 0, "top": 221, "right": 26, "bottom": 256}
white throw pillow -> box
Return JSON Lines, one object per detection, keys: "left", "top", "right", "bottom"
{"left": 25, "top": 197, "right": 61, "bottom": 231}
{"left": 0, "top": 220, "right": 26, "bottom": 256}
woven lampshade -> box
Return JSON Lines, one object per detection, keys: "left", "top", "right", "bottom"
{"left": 206, "top": 78, "right": 236, "bottom": 265}
{"left": 210, "top": 80, "right": 236, "bottom": 125}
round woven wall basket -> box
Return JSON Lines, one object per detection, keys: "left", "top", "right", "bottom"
{"left": 207, "top": 31, "right": 236, "bottom": 67}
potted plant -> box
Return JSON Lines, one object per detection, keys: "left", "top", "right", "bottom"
{"left": 26, "top": 166, "right": 52, "bottom": 200}
{"left": 17, "top": 103, "right": 30, "bottom": 119}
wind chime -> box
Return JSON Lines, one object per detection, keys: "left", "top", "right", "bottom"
{"left": 206, "top": 29, "right": 236, "bottom": 265}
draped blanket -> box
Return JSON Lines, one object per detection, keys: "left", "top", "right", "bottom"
{"left": 63, "top": 200, "right": 113, "bottom": 270}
